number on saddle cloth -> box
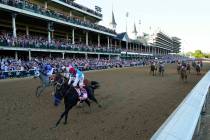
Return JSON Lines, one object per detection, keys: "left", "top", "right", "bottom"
{"left": 76, "top": 87, "right": 87, "bottom": 101}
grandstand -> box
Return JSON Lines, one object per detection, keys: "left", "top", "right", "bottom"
{"left": 0, "top": 0, "right": 182, "bottom": 61}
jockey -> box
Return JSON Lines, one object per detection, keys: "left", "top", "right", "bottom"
{"left": 43, "top": 63, "right": 53, "bottom": 76}
{"left": 159, "top": 61, "right": 164, "bottom": 67}
{"left": 68, "top": 65, "right": 87, "bottom": 102}
{"left": 181, "top": 61, "right": 187, "bottom": 70}
{"left": 62, "top": 65, "right": 70, "bottom": 79}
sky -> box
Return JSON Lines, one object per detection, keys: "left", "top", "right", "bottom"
{"left": 76, "top": 0, "right": 210, "bottom": 53}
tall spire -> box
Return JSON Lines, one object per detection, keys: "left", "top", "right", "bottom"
{"left": 110, "top": 9, "right": 117, "bottom": 30}
{"left": 132, "top": 22, "right": 138, "bottom": 37}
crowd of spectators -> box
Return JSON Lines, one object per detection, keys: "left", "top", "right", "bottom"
{"left": 0, "top": 0, "right": 115, "bottom": 34}
{"left": 0, "top": 32, "right": 121, "bottom": 53}
{"left": 0, "top": 54, "right": 191, "bottom": 79}
{"left": 0, "top": 56, "right": 145, "bottom": 79}
{"left": 160, "top": 54, "right": 191, "bottom": 63}
{"left": 59, "top": 0, "right": 102, "bottom": 18}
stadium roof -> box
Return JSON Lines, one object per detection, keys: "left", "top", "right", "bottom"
{"left": 114, "top": 32, "right": 130, "bottom": 42}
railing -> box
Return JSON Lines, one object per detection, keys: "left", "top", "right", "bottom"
{"left": 0, "top": 42, "right": 121, "bottom": 54}
{"left": 151, "top": 71, "right": 210, "bottom": 140}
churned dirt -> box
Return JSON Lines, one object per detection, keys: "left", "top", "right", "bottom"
{"left": 0, "top": 63, "right": 209, "bottom": 140}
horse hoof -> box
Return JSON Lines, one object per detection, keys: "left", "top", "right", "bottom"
{"left": 36, "top": 93, "right": 40, "bottom": 97}
{"left": 50, "top": 125, "right": 57, "bottom": 129}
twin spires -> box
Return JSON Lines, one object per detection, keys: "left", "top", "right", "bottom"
{"left": 132, "top": 22, "right": 138, "bottom": 36}
{"left": 110, "top": 10, "right": 117, "bottom": 30}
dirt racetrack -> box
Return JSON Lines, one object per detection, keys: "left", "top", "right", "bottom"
{"left": 0, "top": 64, "right": 210, "bottom": 140}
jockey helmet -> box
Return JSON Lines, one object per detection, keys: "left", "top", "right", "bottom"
{"left": 45, "top": 64, "right": 52, "bottom": 71}
{"left": 69, "top": 67, "right": 76, "bottom": 75}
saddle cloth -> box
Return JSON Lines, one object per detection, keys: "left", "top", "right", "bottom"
{"left": 75, "top": 87, "right": 88, "bottom": 101}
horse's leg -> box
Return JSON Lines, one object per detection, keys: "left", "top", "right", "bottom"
{"left": 36, "top": 85, "right": 42, "bottom": 97}
{"left": 87, "top": 87, "right": 102, "bottom": 108}
{"left": 84, "top": 99, "right": 91, "bottom": 112}
{"left": 64, "top": 105, "right": 70, "bottom": 125}
{"left": 55, "top": 106, "right": 73, "bottom": 127}
{"left": 37, "top": 85, "right": 46, "bottom": 97}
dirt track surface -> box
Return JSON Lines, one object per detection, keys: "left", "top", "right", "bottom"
{"left": 0, "top": 64, "right": 210, "bottom": 140}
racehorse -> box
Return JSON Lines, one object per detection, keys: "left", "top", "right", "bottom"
{"left": 159, "top": 64, "right": 164, "bottom": 76}
{"left": 34, "top": 70, "right": 54, "bottom": 97}
{"left": 150, "top": 63, "right": 157, "bottom": 76}
{"left": 180, "top": 67, "right": 187, "bottom": 82}
{"left": 177, "top": 64, "right": 181, "bottom": 74}
{"left": 192, "top": 61, "right": 196, "bottom": 69}
{"left": 52, "top": 74, "right": 101, "bottom": 127}
{"left": 195, "top": 64, "right": 201, "bottom": 75}
{"left": 186, "top": 63, "right": 191, "bottom": 74}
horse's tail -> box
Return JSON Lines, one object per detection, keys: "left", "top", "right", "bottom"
{"left": 90, "top": 81, "right": 100, "bottom": 89}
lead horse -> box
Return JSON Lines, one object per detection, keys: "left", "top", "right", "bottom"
{"left": 52, "top": 73, "right": 101, "bottom": 127}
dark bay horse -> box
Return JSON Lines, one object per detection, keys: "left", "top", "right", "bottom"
{"left": 186, "top": 63, "right": 191, "bottom": 74}
{"left": 177, "top": 64, "right": 181, "bottom": 74}
{"left": 195, "top": 64, "right": 201, "bottom": 75}
{"left": 159, "top": 64, "right": 164, "bottom": 76}
{"left": 180, "top": 67, "right": 187, "bottom": 82}
{"left": 150, "top": 63, "right": 157, "bottom": 76}
{"left": 52, "top": 74, "right": 101, "bottom": 127}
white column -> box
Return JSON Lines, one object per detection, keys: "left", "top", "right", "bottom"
{"left": 69, "top": 11, "right": 72, "bottom": 17}
{"left": 15, "top": 51, "right": 18, "bottom": 60}
{"left": 49, "top": 52, "right": 51, "bottom": 58}
{"left": 28, "top": 50, "right": 31, "bottom": 61}
{"left": 86, "top": 32, "right": 89, "bottom": 46}
{"left": 115, "top": 40, "right": 117, "bottom": 49}
{"left": 44, "top": 1, "right": 48, "bottom": 9}
{"left": 62, "top": 52, "right": 65, "bottom": 59}
{"left": 107, "top": 37, "right": 110, "bottom": 49}
{"left": 85, "top": 53, "right": 88, "bottom": 59}
{"left": 48, "top": 22, "right": 51, "bottom": 43}
{"left": 119, "top": 41, "right": 122, "bottom": 49}
{"left": 110, "top": 38, "right": 112, "bottom": 49}
{"left": 84, "top": 16, "right": 86, "bottom": 21}
{"left": 109, "top": 55, "right": 111, "bottom": 60}
{"left": 66, "top": 33, "right": 69, "bottom": 41}
{"left": 97, "top": 54, "right": 100, "bottom": 60}
{"left": 98, "top": 34, "right": 100, "bottom": 47}
{"left": 72, "top": 28, "right": 75, "bottom": 44}
{"left": 51, "top": 31, "right": 54, "bottom": 40}
{"left": 48, "top": 31, "right": 51, "bottom": 43}
{"left": 26, "top": 26, "right": 29, "bottom": 36}
{"left": 126, "top": 41, "right": 128, "bottom": 51}
{"left": 12, "top": 13, "right": 17, "bottom": 38}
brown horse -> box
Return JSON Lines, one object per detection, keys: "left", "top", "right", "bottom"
{"left": 186, "top": 63, "right": 191, "bottom": 74}
{"left": 177, "top": 64, "right": 181, "bottom": 74}
{"left": 150, "top": 63, "right": 157, "bottom": 76}
{"left": 180, "top": 67, "right": 187, "bottom": 82}
{"left": 195, "top": 64, "right": 201, "bottom": 75}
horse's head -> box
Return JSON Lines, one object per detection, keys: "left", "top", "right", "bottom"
{"left": 53, "top": 74, "right": 68, "bottom": 106}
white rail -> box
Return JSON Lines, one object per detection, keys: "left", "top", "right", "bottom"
{"left": 151, "top": 71, "right": 210, "bottom": 140}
